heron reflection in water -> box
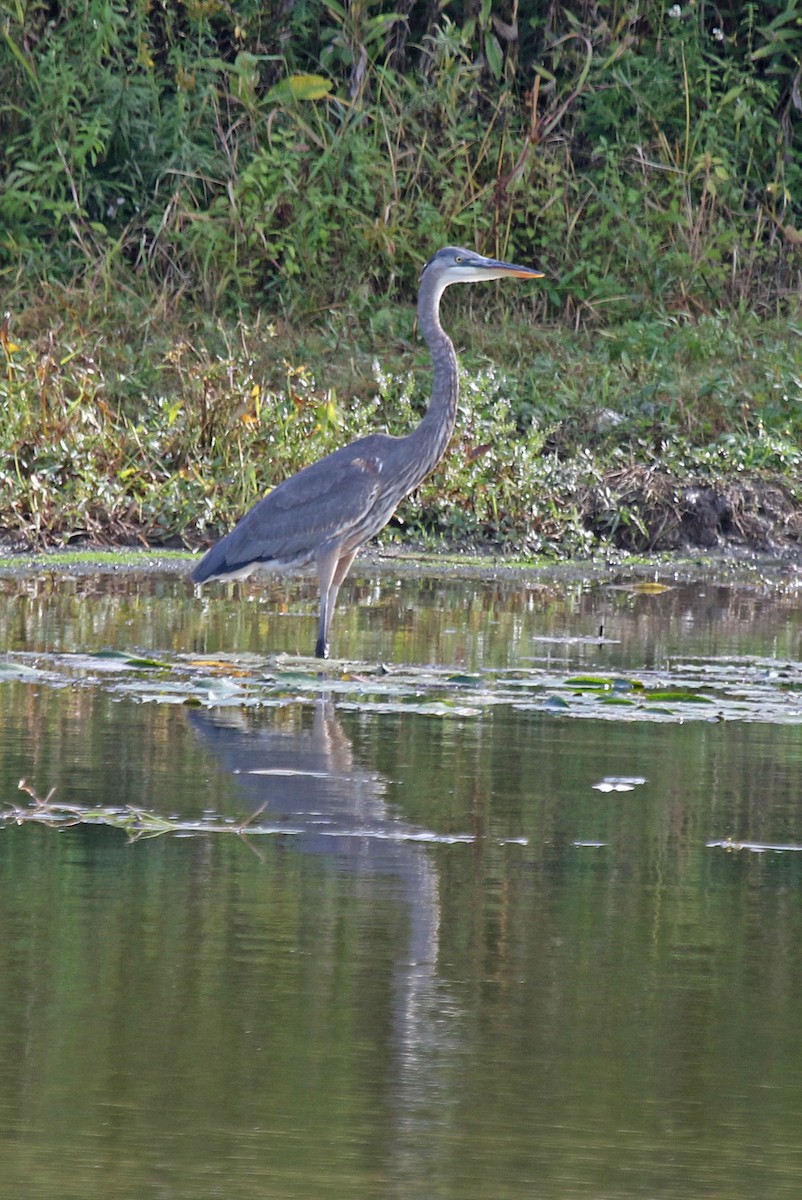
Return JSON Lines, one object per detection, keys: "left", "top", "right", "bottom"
{"left": 188, "top": 699, "right": 461, "bottom": 1170}
{"left": 192, "top": 246, "right": 543, "bottom": 658}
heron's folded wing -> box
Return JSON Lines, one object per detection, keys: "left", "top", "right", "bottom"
{"left": 217, "top": 448, "right": 384, "bottom": 569}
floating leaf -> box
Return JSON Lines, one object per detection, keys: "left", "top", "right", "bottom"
{"left": 646, "top": 690, "right": 713, "bottom": 703}
{"left": 565, "top": 675, "right": 612, "bottom": 690}
{"left": 708, "top": 839, "right": 802, "bottom": 853}
{"left": 630, "top": 581, "right": 672, "bottom": 594}
{"left": 593, "top": 776, "right": 647, "bottom": 792}
{"left": 0, "top": 659, "right": 39, "bottom": 677}
{"left": 91, "top": 650, "right": 170, "bottom": 668}
{"left": 272, "top": 670, "right": 329, "bottom": 686}
{"left": 191, "top": 657, "right": 254, "bottom": 673}
{"left": 196, "top": 676, "right": 246, "bottom": 699}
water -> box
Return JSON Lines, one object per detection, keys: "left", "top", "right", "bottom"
{"left": 1, "top": 561, "right": 802, "bottom": 1198}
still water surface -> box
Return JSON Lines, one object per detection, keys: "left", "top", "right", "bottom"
{"left": 1, "top": 561, "right": 802, "bottom": 1198}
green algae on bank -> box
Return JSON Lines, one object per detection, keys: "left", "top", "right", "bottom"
{"left": 0, "top": 548, "right": 193, "bottom": 574}
{"left": 1, "top": 544, "right": 801, "bottom": 587}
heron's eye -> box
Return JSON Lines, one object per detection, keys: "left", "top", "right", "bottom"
{"left": 455, "top": 255, "right": 463, "bottom": 263}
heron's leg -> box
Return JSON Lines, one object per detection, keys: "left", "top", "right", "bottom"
{"left": 314, "top": 546, "right": 358, "bottom": 658}
{"left": 314, "top": 547, "right": 338, "bottom": 659}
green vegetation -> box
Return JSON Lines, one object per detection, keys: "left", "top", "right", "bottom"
{"left": 1, "top": 1, "right": 802, "bottom": 556}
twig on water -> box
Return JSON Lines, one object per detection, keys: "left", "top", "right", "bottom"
{"left": 6, "top": 780, "right": 282, "bottom": 848}
{"left": 18, "top": 778, "right": 59, "bottom": 807}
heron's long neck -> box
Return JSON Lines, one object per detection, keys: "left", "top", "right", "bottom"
{"left": 406, "top": 274, "right": 459, "bottom": 481}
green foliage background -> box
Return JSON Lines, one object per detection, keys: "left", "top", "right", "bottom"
{"left": 1, "top": 0, "right": 802, "bottom": 554}
{"left": 3, "top": 0, "right": 802, "bottom": 313}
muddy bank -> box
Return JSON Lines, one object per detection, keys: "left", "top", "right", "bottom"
{"left": 581, "top": 470, "right": 802, "bottom": 559}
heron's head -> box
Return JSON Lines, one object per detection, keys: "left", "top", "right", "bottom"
{"left": 421, "top": 245, "right": 543, "bottom": 287}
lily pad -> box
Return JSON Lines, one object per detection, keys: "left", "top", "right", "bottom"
{"left": 92, "top": 650, "right": 172, "bottom": 669}
{"left": 0, "top": 659, "right": 40, "bottom": 678}
{"left": 630, "top": 581, "right": 673, "bottom": 594}
{"left": 645, "top": 690, "right": 713, "bottom": 703}
{"left": 565, "top": 675, "right": 613, "bottom": 689}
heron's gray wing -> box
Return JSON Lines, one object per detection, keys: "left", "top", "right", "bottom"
{"left": 198, "top": 443, "right": 385, "bottom": 578}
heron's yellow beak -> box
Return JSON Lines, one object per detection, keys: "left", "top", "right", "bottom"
{"left": 482, "top": 258, "right": 544, "bottom": 279}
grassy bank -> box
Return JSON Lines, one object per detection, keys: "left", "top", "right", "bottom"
{"left": 2, "top": 288, "right": 802, "bottom": 559}
{"left": 2, "top": 3, "right": 802, "bottom": 559}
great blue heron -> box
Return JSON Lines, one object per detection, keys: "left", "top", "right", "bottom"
{"left": 191, "top": 245, "right": 543, "bottom": 657}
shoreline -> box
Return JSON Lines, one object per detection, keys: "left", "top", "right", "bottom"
{"left": 1, "top": 540, "right": 800, "bottom": 586}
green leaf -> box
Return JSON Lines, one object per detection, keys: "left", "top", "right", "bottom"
{"left": 0, "top": 28, "right": 42, "bottom": 96}
{"left": 565, "top": 675, "right": 612, "bottom": 690}
{"left": 646, "top": 690, "right": 713, "bottom": 703}
{"left": 485, "top": 32, "right": 503, "bottom": 80}
{"left": 92, "top": 650, "right": 171, "bottom": 668}
{"left": 267, "top": 74, "right": 333, "bottom": 104}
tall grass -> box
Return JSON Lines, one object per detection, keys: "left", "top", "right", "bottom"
{"left": 2, "top": 1, "right": 801, "bottom": 318}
